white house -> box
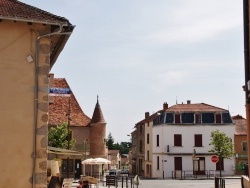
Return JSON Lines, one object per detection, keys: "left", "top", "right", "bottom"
{"left": 152, "top": 101, "right": 235, "bottom": 179}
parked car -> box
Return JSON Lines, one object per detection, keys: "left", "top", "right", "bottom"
{"left": 109, "top": 169, "right": 116, "bottom": 176}
{"left": 120, "top": 169, "right": 129, "bottom": 175}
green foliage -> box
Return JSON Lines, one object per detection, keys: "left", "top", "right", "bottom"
{"left": 48, "top": 122, "right": 76, "bottom": 150}
{"left": 106, "top": 132, "right": 114, "bottom": 149}
{"left": 209, "top": 130, "right": 234, "bottom": 159}
{"left": 209, "top": 130, "right": 234, "bottom": 177}
{"left": 106, "top": 132, "right": 131, "bottom": 154}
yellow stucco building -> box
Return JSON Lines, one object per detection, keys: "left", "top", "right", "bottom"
{"left": 0, "top": 1, "right": 74, "bottom": 187}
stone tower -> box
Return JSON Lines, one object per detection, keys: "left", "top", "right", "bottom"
{"left": 90, "top": 96, "right": 107, "bottom": 158}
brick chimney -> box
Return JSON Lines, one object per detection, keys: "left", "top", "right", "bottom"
{"left": 145, "top": 112, "right": 150, "bottom": 119}
{"left": 163, "top": 102, "right": 168, "bottom": 110}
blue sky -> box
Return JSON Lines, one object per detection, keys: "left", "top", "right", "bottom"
{"left": 22, "top": 0, "right": 245, "bottom": 142}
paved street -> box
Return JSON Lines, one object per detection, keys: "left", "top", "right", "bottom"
{"left": 106, "top": 178, "right": 242, "bottom": 188}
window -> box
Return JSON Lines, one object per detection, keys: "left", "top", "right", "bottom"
{"left": 147, "top": 133, "right": 149, "bottom": 144}
{"left": 140, "top": 125, "right": 142, "bottom": 133}
{"left": 195, "top": 114, "right": 201, "bottom": 124}
{"left": 222, "top": 112, "right": 233, "bottom": 123}
{"left": 243, "top": 142, "right": 248, "bottom": 152}
{"left": 216, "top": 157, "right": 224, "bottom": 171}
{"left": 215, "top": 114, "right": 221, "bottom": 123}
{"left": 165, "top": 113, "right": 174, "bottom": 123}
{"left": 174, "top": 134, "right": 182, "bottom": 146}
{"left": 62, "top": 159, "right": 73, "bottom": 173}
{"left": 140, "top": 140, "right": 142, "bottom": 152}
{"left": 194, "top": 134, "right": 202, "bottom": 147}
{"left": 174, "top": 157, "right": 182, "bottom": 170}
{"left": 182, "top": 113, "right": 194, "bottom": 123}
{"left": 175, "top": 114, "right": 180, "bottom": 124}
{"left": 156, "top": 135, "right": 159, "bottom": 147}
{"left": 202, "top": 113, "right": 214, "bottom": 123}
{"left": 157, "top": 156, "right": 160, "bottom": 169}
{"left": 147, "top": 150, "right": 149, "bottom": 161}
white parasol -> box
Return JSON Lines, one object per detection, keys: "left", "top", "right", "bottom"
{"left": 81, "top": 158, "right": 111, "bottom": 179}
{"left": 81, "top": 158, "right": 94, "bottom": 176}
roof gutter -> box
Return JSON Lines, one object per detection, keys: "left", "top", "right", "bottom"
{"left": 33, "top": 24, "right": 73, "bottom": 188}
{"left": 244, "top": 0, "right": 250, "bottom": 103}
{"left": 0, "top": 16, "right": 70, "bottom": 27}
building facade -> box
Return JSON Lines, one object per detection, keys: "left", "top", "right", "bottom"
{"left": 0, "top": 1, "right": 74, "bottom": 187}
{"left": 152, "top": 101, "right": 235, "bottom": 179}
{"left": 48, "top": 76, "right": 107, "bottom": 179}
{"left": 233, "top": 115, "right": 247, "bottom": 175}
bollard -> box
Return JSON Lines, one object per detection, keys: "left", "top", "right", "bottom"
{"left": 215, "top": 177, "right": 219, "bottom": 188}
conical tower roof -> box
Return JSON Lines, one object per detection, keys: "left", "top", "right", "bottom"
{"left": 90, "top": 96, "right": 106, "bottom": 124}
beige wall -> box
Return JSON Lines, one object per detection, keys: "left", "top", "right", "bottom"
{"left": 144, "top": 121, "right": 153, "bottom": 178}
{"left": 0, "top": 20, "right": 51, "bottom": 187}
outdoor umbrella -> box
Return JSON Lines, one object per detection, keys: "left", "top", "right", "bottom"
{"left": 81, "top": 158, "right": 111, "bottom": 179}
{"left": 92, "top": 158, "right": 111, "bottom": 180}
{"left": 81, "top": 158, "right": 94, "bottom": 176}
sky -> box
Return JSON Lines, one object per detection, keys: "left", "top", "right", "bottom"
{"left": 21, "top": 0, "right": 245, "bottom": 143}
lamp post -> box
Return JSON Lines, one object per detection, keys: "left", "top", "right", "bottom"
{"left": 66, "top": 96, "right": 71, "bottom": 178}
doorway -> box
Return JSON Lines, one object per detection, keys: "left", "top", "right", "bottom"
{"left": 193, "top": 157, "right": 205, "bottom": 175}
{"left": 75, "top": 159, "right": 82, "bottom": 179}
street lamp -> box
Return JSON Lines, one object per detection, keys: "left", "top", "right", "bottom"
{"left": 66, "top": 96, "right": 71, "bottom": 178}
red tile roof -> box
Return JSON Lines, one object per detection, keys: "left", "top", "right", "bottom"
{"left": 166, "top": 103, "right": 227, "bottom": 112}
{"left": 0, "top": 0, "right": 71, "bottom": 25}
{"left": 49, "top": 78, "right": 91, "bottom": 127}
{"left": 91, "top": 98, "right": 106, "bottom": 124}
{"left": 135, "top": 102, "right": 228, "bottom": 125}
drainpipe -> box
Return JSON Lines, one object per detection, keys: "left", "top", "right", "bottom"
{"left": 0, "top": 15, "right": 73, "bottom": 188}
{"left": 243, "top": 0, "right": 250, "bottom": 186}
{"left": 33, "top": 24, "right": 73, "bottom": 188}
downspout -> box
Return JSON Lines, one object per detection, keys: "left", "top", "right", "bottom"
{"left": 243, "top": 0, "right": 250, "bottom": 186}
{"left": 33, "top": 24, "right": 73, "bottom": 188}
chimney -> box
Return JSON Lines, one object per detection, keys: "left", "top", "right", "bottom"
{"left": 163, "top": 102, "right": 168, "bottom": 110}
{"left": 145, "top": 112, "right": 150, "bottom": 119}
{"left": 187, "top": 100, "right": 191, "bottom": 104}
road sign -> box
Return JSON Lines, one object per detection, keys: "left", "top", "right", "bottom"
{"left": 49, "top": 88, "right": 71, "bottom": 97}
{"left": 211, "top": 155, "right": 219, "bottom": 163}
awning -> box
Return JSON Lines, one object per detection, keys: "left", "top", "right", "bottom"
{"left": 47, "top": 146, "right": 84, "bottom": 156}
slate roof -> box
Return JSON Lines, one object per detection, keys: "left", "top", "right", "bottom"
{"left": 135, "top": 102, "right": 228, "bottom": 125}
{"left": 232, "top": 115, "right": 247, "bottom": 135}
{"left": 48, "top": 78, "right": 91, "bottom": 127}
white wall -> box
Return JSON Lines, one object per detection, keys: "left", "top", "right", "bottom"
{"left": 152, "top": 124, "right": 235, "bottom": 178}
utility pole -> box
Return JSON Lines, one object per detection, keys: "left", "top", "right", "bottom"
{"left": 66, "top": 95, "right": 71, "bottom": 178}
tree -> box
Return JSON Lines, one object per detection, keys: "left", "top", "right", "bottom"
{"left": 48, "top": 122, "right": 76, "bottom": 149}
{"left": 106, "top": 133, "right": 131, "bottom": 154}
{"left": 209, "top": 130, "right": 234, "bottom": 177}
{"left": 106, "top": 132, "right": 114, "bottom": 149}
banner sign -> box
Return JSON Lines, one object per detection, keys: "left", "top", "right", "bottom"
{"left": 49, "top": 88, "right": 71, "bottom": 97}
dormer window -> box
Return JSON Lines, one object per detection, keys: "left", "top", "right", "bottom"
{"left": 175, "top": 114, "right": 180, "bottom": 124}
{"left": 195, "top": 114, "right": 201, "bottom": 124}
{"left": 215, "top": 114, "right": 222, "bottom": 123}
{"left": 182, "top": 113, "right": 194, "bottom": 124}
{"left": 202, "top": 113, "right": 214, "bottom": 124}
